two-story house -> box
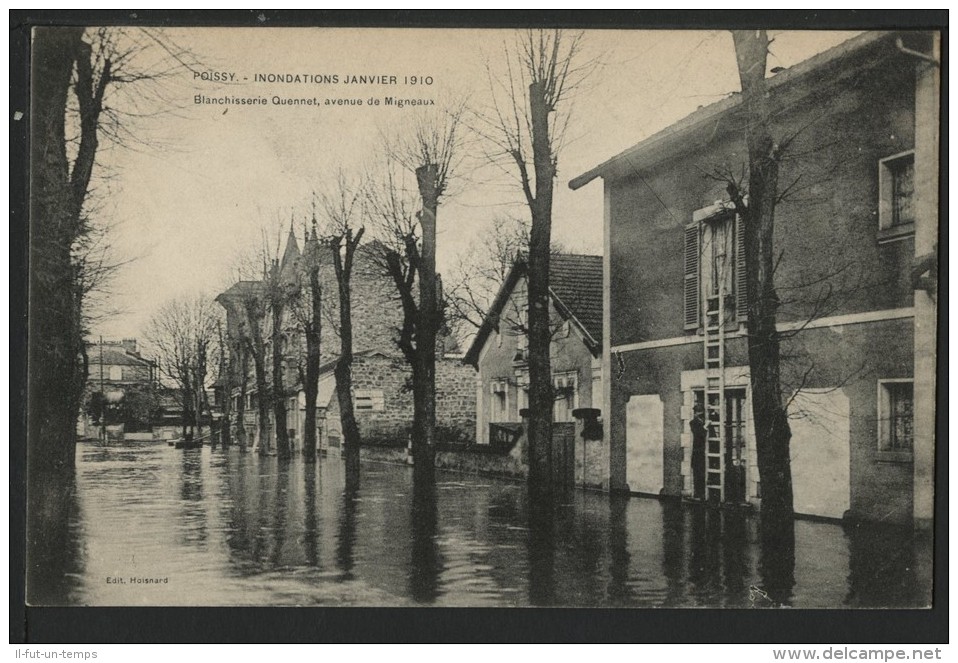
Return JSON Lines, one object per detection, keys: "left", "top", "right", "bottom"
{"left": 80, "top": 338, "right": 157, "bottom": 437}
{"left": 570, "top": 31, "right": 939, "bottom": 525}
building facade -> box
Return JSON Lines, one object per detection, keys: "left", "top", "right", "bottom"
{"left": 570, "top": 32, "right": 939, "bottom": 525}
{"left": 79, "top": 338, "right": 157, "bottom": 437}
{"left": 464, "top": 254, "right": 608, "bottom": 487}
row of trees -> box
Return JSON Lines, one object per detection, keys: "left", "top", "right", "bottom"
{"left": 31, "top": 26, "right": 802, "bottom": 523}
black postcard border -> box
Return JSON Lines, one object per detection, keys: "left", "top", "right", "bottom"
{"left": 9, "top": 9, "right": 949, "bottom": 645}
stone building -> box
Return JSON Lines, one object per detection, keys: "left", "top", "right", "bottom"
{"left": 569, "top": 31, "right": 939, "bottom": 525}
{"left": 216, "top": 226, "right": 476, "bottom": 452}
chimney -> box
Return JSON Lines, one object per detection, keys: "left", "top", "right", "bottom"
{"left": 121, "top": 338, "right": 137, "bottom": 354}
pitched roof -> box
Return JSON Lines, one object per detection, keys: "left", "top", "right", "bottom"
{"left": 463, "top": 253, "right": 603, "bottom": 366}
{"left": 550, "top": 254, "right": 603, "bottom": 346}
{"left": 569, "top": 31, "right": 898, "bottom": 189}
{"left": 279, "top": 225, "right": 301, "bottom": 282}
{"left": 88, "top": 344, "right": 152, "bottom": 367}
{"left": 215, "top": 280, "right": 265, "bottom": 302}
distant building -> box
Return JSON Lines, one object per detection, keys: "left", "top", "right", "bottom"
{"left": 570, "top": 31, "right": 939, "bottom": 525}
{"left": 79, "top": 338, "right": 157, "bottom": 437}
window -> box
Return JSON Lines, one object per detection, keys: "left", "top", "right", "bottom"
{"left": 354, "top": 390, "right": 385, "bottom": 412}
{"left": 109, "top": 366, "right": 122, "bottom": 381}
{"left": 878, "top": 151, "right": 916, "bottom": 241}
{"left": 879, "top": 380, "right": 914, "bottom": 458}
{"left": 490, "top": 379, "right": 509, "bottom": 422}
{"left": 684, "top": 204, "right": 746, "bottom": 330}
{"left": 553, "top": 372, "right": 577, "bottom": 422}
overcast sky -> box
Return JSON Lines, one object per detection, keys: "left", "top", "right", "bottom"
{"left": 86, "top": 27, "right": 860, "bottom": 341}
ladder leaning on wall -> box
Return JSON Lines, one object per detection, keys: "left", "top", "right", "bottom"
{"left": 702, "top": 218, "right": 728, "bottom": 504}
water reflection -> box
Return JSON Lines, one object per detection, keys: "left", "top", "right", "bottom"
{"left": 409, "top": 480, "right": 441, "bottom": 603}
{"left": 26, "top": 441, "right": 933, "bottom": 607}
{"left": 526, "top": 499, "right": 556, "bottom": 606}
{"left": 759, "top": 515, "right": 796, "bottom": 607}
{"left": 336, "top": 481, "right": 358, "bottom": 580}
{"left": 27, "top": 469, "right": 83, "bottom": 606}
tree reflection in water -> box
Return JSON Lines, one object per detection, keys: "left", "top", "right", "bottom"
{"left": 27, "top": 468, "right": 83, "bottom": 606}
{"left": 759, "top": 514, "right": 796, "bottom": 607}
{"left": 408, "top": 479, "right": 441, "bottom": 603}
{"left": 303, "top": 460, "right": 319, "bottom": 568}
{"left": 28, "top": 443, "right": 932, "bottom": 607}
{"left": 336, "top": 479, "right": 358, "bottom": 581}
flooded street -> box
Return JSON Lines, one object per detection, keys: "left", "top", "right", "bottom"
{"left": 29, "top": 439, "right": 932, "bottom": 608}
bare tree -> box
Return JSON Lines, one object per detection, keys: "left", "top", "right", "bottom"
{"left": 215, "top": 319, "right": 232, "bottom": 449}
{"left": 242, "top": 282, "right": 272, "bottom": 455}
{"left": 289, "top": 214, "right": 325, "bottom": 460}
{"left": 29, "top": 26, "right": 196, "bottom": 476}
{"left": 145, "top": 295, "right": 220, "bottom": 440}
{"left": 380, "top": 100, "right": 466, "bottom": 488}
{"left": 476, "top": 30, "right": 596, "bottom": 495}
{"left": 726, "top": 30, "right": 794, "bottom": 522}
{"left": 230, "top": 317, "right": 251, "bottom": 451}
{"left": 446, "top": 214, "right": 529, "bottom": 338}
{"left": 322, "top": 172, "right": 366, "bottom": 486}
{"left": 264, "top": 226, "right": 301, "bottom": 459}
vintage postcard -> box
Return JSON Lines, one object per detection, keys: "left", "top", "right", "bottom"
{"left": 24, "top": 21, "right": 940, "bottom": 611}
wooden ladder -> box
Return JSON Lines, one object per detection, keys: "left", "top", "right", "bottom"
{"left": 703, "top": 250, "right": 728, "bottom": 503}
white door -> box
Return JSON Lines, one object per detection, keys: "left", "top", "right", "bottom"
{"left": 788, "top": 389, "right": 851, "bottom": 519}
{"left": 625, "top": 394, "right": 664, "bottom": 495}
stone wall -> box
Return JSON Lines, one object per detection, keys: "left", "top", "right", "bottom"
{"left": 351, "top": 354, "right": 476, "bottom": 445}
{"left": 358, "top": 415, "right": 610, "bottom": 491}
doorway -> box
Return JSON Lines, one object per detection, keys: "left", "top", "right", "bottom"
{"left": 692, "top": 388, "right": 747, "bottom": 504}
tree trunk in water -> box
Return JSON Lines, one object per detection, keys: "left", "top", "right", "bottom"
{"left": 303, "top": 268, "right": 322, "bottom": 460}
{"left": 271, "top": 299, "right": 290, "bottom": 458}
{"left": 413, "top": 164, "right": 438, "bottom": 488}
{"left": 218, "top": 324, "right": 231, "bottom": 449}
{"left": 247, "top": 321, "right": 271, "bottom": 455}
{"left": 234, "top": 337, "right": 249, "bottom": 451}
{"left": 29, "top": 27, "right": 87, "bottom": 482}
{"left": 732, "top": 30, "right": 794, "bottom": 523}
{"left": 332, "top": 231, "right": 364, "bottom": 488}
{"left": 526, "top": 81, "right": 555, "bottom": 499}
{"left": 335, "top": 359, "right": 361, "bottom": 486}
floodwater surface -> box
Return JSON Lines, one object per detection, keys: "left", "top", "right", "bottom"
{"left": 27, "top": 440, "right": 933, "bottom": 607}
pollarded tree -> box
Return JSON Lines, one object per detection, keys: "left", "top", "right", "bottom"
{"left": 476, "top": 30, "right": 597, "bottom": 496}
{"left": 321, "top": 171, "right": 366, "bottom": 486}
{"left": 380, "top": 99, "right": 467, "bottom": 489}
{"left": 727, "top": 30, "right": 793, "bottom": 522}
{"left": 289, "top": 214, "right": 325, "bottom": 460}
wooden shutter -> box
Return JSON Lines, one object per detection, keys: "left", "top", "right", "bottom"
{"left": 683, "top": 221, "right": 700, "bottom": 330}
{"left": 735, "top": 214, "right": 748, "bottom": 323}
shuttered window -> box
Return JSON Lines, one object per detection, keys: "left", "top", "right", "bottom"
{"left": 685, "top": 211, "right": 747, "bottom": 330}
{"left": 683, "top": 222, "right": 700, "bottom": 330}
